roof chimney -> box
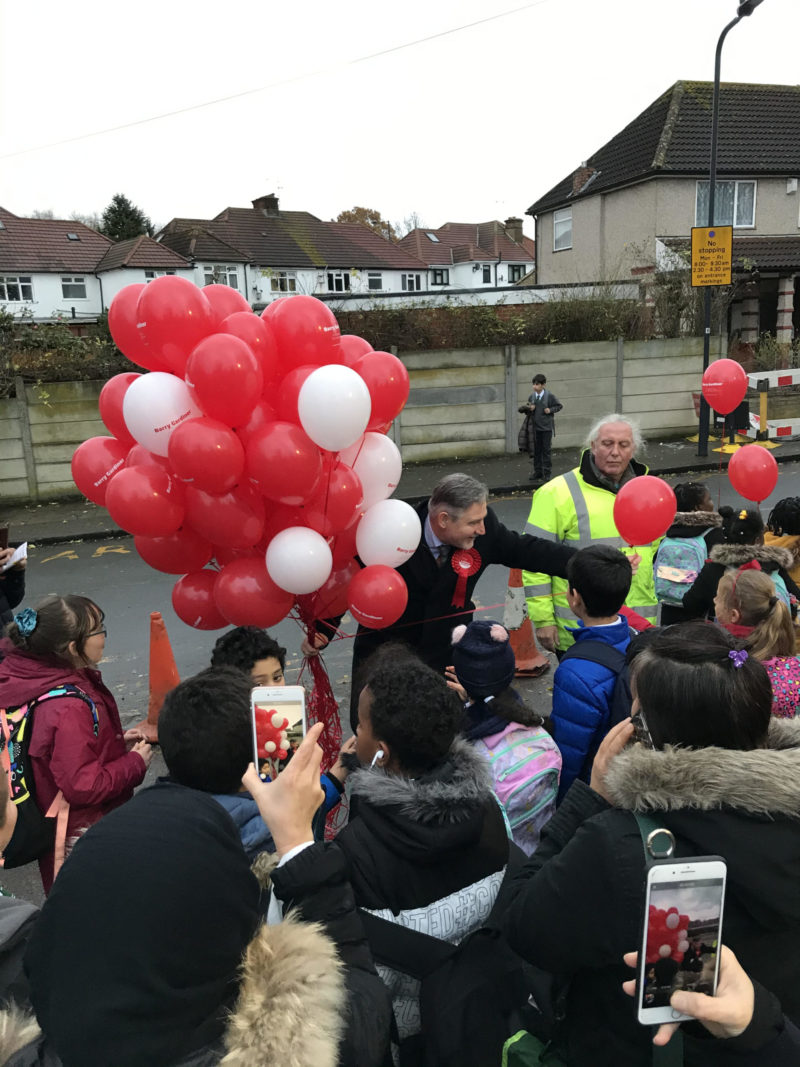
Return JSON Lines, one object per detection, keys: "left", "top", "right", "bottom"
{"left": 572, "top": 163, "right": 596, "bottom": 196}
{"left": 504, "top": 217, "right": 524, "bottom": 244}
{"left": 252, "top": 194, "right": 280, "bottom": 217}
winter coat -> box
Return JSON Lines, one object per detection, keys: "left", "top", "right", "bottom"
{"left": 347, "top": 500, "right": 574, "bottom": 723}
{"left": 0, "top": 640, "right": 146, "bottom": 893}
{"left": 657, "top": 511, "right": 725, "bottom": 625}
{"left": 1, "top": 782, "right": 391, "bottom": 1067}
{"left": 550, "top": 616, "right": 631, "bottom": 801}
{"left": 523, "top": 451, "right": 659, "bottom": 652}
{"left": 763, "top": 656, "right": 800, "bottom": 718}
{"left": 0, "top": 567, "right": 25, "bottom": 629}
{"left": 212, "top": 792, "right": 275, "bottom": 862}
{"left": 681, "top": 542, "right": 800, "bottom": 621}
{"left": 501, "top": 717, "right": 800, "bottom": 1067}
{"left": 764, "top": 531, "right": 800, "bottom": 585}
{"left": 335, "top": 739, "right": 510, "bottom": 1042}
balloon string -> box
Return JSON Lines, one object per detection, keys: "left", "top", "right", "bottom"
{"left": 291, "top": 600, "right": 510, "bottom": 644}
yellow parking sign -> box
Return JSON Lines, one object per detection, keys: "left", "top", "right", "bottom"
{"left": 691, "top": 225, "right": 733, "bottom": 287}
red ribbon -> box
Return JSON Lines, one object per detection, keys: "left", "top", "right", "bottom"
{"left": 450, "top": 548, "right": 481, "bottom": 608}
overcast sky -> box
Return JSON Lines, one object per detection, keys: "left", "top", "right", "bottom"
{"left": 1, "top": 0, "right": 798, "bottom": 235}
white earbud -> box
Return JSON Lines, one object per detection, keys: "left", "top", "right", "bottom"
{"left": 370, "top": 749, "right": 385, "bottom": 768}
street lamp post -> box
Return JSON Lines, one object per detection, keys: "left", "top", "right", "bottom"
{"left": 697, "top": 0, "right": 766, "bottom": 457}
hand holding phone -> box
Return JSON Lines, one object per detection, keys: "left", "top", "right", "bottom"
{"left": 250, "top": 685, "right": 307, "bottom": 778}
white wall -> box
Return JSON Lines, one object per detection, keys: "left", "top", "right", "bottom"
{"left": 101, "top": 267, "right": 196, "bottom": 306}
{"left": 2, "top": 272, "right": 103, "bottom": 321}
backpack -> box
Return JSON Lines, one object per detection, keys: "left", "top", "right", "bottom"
{"left": 0, "top": 685, "right": 98, "bottom": 869}
{"left": 654, "top": 531, "right": 712, "bottom": 606}
{"left": 559, "top": 642, "right": 632, "bottom": 778}
{"left": 479, "top": 728, "right": 561, "bottom": 856}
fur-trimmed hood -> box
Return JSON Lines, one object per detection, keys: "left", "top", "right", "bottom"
{"left": 605, "top": 716, "right": 800, "bottom": 817}
{"left": 709, "top": 542, "right": 793, "bottom": 571}
{"left": 348, "top": 737, "right": 494, "bottom": 825}
{"left": 672, "top": 510, "right": 723, "bottom": 528}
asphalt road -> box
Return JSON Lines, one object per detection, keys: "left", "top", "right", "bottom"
{"left": 6, "top": 465, "right": 798, "bottom": 902}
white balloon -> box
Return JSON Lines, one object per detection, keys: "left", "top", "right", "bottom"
{"left": 338, "top": 432, "right": 402, "bottom": 509}
{"left": 298, "top": 365, "right": 371, "bottom": 452}
{"left": 677, "top": 939, "right": 689, "bottom": 953}
{"left": 356, "top": 499, "right": 421, "bottom": 568}
{"left": 665, "top": 912, "right": 680, "bottom": 930}
{"left": 122, "top": 372, "right": 202, "bottom": 457}
{"left": 266, "top": 526, "right": 333, "bottom": 594}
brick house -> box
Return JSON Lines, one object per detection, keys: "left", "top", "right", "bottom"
{"left": 396, "top": 218, "right": 535, "bottom": 289}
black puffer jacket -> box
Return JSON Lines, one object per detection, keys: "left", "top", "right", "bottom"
{"left": 681, "top": 542, "right": 800, "bottom": 621}
{"left": 501, "top": 718, "right": 800, "bottom": 1067}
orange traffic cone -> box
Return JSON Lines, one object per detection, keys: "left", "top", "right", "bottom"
{"left": 132, "top": 611, "right": 180, "bottom": 743}
{"left": 504, "top": 568, "right": 550, "bottom": 677}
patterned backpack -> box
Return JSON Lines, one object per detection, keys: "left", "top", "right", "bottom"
{"left": 654, "top": 532, "right": 713, "bottom": 605}
{"left": 477, "top": 725, "right": 561, "bottom": 857}
{"left": 0, "top": 684, "right": 98, "bottom": 869}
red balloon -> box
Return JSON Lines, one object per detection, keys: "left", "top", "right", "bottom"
{"left": 268, "top": 295, "right": 342, "bottom": 372}
{"left": 99, "top": 373, "right": 141, "bottom": 447}
{"left": 298, "top": 557, "right": 360, "bottom": 620}
{"left": 212, "top": 541, "right": 263, "bottom": 566}
{"left": 330, "top": 522, "right": 359, "bottom": 566}
{"left": 124, "top": 444, "right": 173, "bottom": 473}
{"left": 728, "top": 444, "right": 779, "bottom": 503}
{"left": 276, "top": 365, "right": 316, "bottom": 424}
{"left": 168, "top": 416, "right": 245, "bottom": 493}
{"left": 214, "top": 558, "right": 294, "bottom": 627}
{"left": 348, "top": 565, "right": 409, "bottom": 629}
{"left": 136, "top": 276, "right": 215, "bottom": 376}
{"left": 108, "top": 284, "right": 169, "bottom": 371}
{"left": 246, "top": 422, "right": 322, "bottom": 505}
{"left": 105, "top": 466, "right": 185, "bottom": 536}
{"left": 339, "top": 334, "right": 373, "bottom": 368}
{"left": 134, "top": 527, "right": 213, "bottom": 574}
{"left": 261, "top": 504, "right": 309, "bottom": 544}
{"left": 219, "top": 312, "right": 280, "bottom": 388}
{"left": 701, "top": 358, "right": 748, "bottom": 416}
{"left": 303, "top": 462, "right": 364, "bottom": 536}
{"left": 355, "top": 350, "right": 410, "bottom": 431}
{"left": 613, "top": 476, "right": 677, "bottom": 546}
{"left": 202, "top": 283, "right": 251, "bottom": 326}
{"left": 235, "top": 399, "right": 278, "bottom": 448}
{"left": 71, "top": 436, "right": 129, "bottom": 506}
{"left": 172, "top": 571, "right": 228, "bottom": 630}
{"left": 185, "top": 334, "right": 263, "bottom": 426}
{"left": 260, "top": 297, "right": 289, "bottom": 319}
{"left": 184, "top": 483, "right": 265, "bottom": 548}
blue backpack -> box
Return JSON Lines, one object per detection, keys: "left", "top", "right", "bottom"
{"left": 654, "top": 532, "right": 712, "bottom": 606}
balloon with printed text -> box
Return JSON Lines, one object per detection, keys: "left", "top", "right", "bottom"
{"left": 701, "top": 359, "right": 748, "bottom": 416}
{"left": 267, "top": 295, "right": 342, "bottom": 371}
{"left": 122, "top": 372, "right": 203, "bottom": 457}
{"left": 348, "top": 565, "right": 409, "bottom": 629}
{"left": 71, "top": 436, "right": 129, "bottom": 506}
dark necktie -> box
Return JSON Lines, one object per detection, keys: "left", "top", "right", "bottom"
{"left": 436, "top": 545, "right": 450, "bottom": 568}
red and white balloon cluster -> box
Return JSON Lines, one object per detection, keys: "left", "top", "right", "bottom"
{"left": 72, "top": 278, "right": 416, "bottom": 633}
{"left": 645, "top": 905, "right": 693, "bottom": 965}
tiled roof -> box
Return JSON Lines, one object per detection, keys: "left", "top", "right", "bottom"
{"left": 663, "top": 235, "right": 800, "bottom": 274}
{"left": 159, "top": 206, "right": 427, "bottom": 270}
{"left": 397, "top": 220, "right": 534, "bottom": 265}
{"left": 157, "top": 224, "right": 250, "bottom": 262}
{"left": 530, "top": 81, "right": 800, "bottom": 215}
{"left": 95, "top": 235, "right": 189, "bottom": 272}
{"left": 0, "top": 210, "right": 112, "bottom": 272}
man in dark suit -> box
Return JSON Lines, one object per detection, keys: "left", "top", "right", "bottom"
{"left": 304, "top": 472, "right": 575, "bottom": 729}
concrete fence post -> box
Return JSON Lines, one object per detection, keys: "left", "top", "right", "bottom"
{"left": 504, "top": 345, "right": 518, "bottom": 452}
{"left": 15, "top": 377, "right": 38, "bottom": 500}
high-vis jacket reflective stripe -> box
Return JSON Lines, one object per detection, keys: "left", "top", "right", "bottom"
{"left": 523, "top": 465, "right": 659, "bottom": 650}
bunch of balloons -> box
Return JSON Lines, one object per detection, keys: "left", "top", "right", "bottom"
{"left": 645, "top": 905, "right": 692, "bottom": 965}
{"left": 72, "top": 279, "right": 416, "bottom": 633}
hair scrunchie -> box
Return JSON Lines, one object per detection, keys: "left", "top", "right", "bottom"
{"left": 13, "top": 608, "right": 38, "bottom": 637}
{"left": 728, "top": 649, "right": 748, "bottom": 668}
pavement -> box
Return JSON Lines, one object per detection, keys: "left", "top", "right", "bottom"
{"left": 6, "top": 432, "right": 800, "bottom": 545}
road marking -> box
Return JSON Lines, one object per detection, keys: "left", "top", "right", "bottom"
{"left": 40, "top": 550, "right": 80, "bottom": 564}
{"left": 92, "top": 545, "right": 131, "bottom": 557}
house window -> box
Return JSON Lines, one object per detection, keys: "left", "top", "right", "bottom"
{"left": 431, "top": 268, "right": 450, "bottom": 285}
{"left": 327, "top": 272, "right": 351, "bottom": 292}
{"left": 482, "top": 264, "right": 491, "bottom": 283}
{"left": 402, "top": 273, "right": 422, "bottom": 291}
{"left": 269, "top": 271, "right": 297, "bottom": 293}
{"left": 553, "top": 208, "right": 572, "bottom": 251}
{"left": 61, "top": 276, "right": 87, "bottom": 298}
{"left": 203, "top": 264, "right": 239, "bottom": 289}
{"left": 367, "top": 272, "right": 383, "bottom": 290}
{"left": 0, "top": 275, "right": 33, "bottom": 301}
{"left": 144, "top": 270, "right": 176, "bottom": 281}
{"left": 695, "top": 181, "right": 756, "bottom": 227}
{"left": 425, "top": 232, "right": 440, "bottom": 242}
{"left": 508, "top": 264, "right": 526, "bottom": 283}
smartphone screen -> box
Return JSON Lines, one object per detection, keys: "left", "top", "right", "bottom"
{"left": 638, "top": 858, "right": 726, "bottom": 1025}
{"left": 250, "top": 685, "right": 306, "bottom": 775}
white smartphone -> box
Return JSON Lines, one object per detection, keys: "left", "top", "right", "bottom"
{"left": 637, "top": 856, "right": 727, "bottom": 1026}
{"left": 250, "top": 685, "right": 307, "bottom": 774}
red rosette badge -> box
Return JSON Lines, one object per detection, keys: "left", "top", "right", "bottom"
{"left": 450, "top": 548, "right": 481, "bottom": 608}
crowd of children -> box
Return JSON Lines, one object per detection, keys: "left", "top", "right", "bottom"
{"left": 0, "top": 485, "right": 798, "bottom": 1065}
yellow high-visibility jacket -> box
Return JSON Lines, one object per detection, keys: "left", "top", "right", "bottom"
{"left": 523, "top": 452, "right": 659, "bottom": 651}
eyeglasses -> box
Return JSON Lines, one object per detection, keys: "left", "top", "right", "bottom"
{"left": 88, "top": 627, "right": 107, "bottom": 638}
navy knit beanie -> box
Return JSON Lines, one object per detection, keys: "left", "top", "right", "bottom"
{"left": 451, "top": 619, "right": 516, "bottom": 699}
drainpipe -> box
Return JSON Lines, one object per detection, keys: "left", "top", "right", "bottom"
{"left": 97, "top": 274, "right": 105, "bottom": 312}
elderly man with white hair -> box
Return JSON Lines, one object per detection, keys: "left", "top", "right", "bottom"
{"left": 522, "top": 414, "right": 659, "bottom": 656}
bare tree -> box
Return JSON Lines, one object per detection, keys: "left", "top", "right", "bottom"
{"left": 70, "top": 210, "right": 103, "bottom": 231}
{"left": 30, "top": 209, "right": 55, "bottom": 219}
{"left": 394, "top": 211, "right": 427, "bottom": 239}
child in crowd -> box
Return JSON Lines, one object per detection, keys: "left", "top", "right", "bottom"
{"left": 765, "top": 497, "right": 800, "bottom": 586}
{"left": 682, "top": 506, "right": 800, "bottom": 620}
{"left": 448, "top": 619, "right": 560, "bottom": 855}
{"left": 655, "top": 481, "right": 724, "bottom": 625}
{"left": 715, "top": 566, "right": 800, "bottom": 717}
{"left": 550, "top": 545, "right": 632, "bottom": 801}
{"left": 211, "top": 625, "right": 287, "bottom": 687}
{"left": 0, "top": 597, "right": 151, "bottom": 893}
